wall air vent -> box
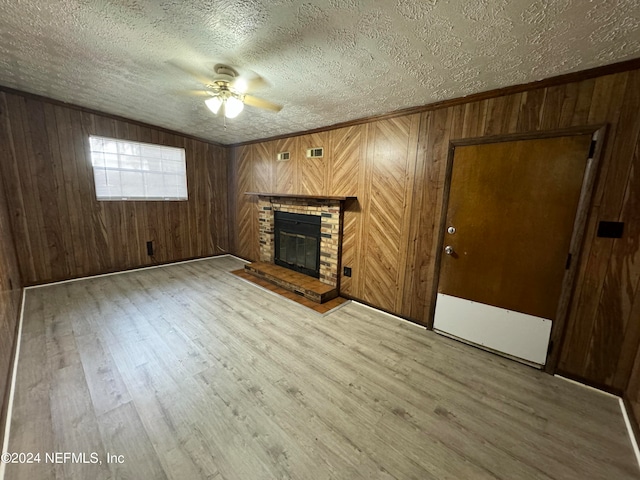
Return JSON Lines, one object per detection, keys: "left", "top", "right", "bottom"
{"left": 306, "top": 147, "right": 324, "bottom": 158}
{"left": 276, "top": 151, "right": 290, "bottom": 161}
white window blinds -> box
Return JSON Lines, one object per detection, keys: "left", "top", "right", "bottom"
{"left": 89, "top": 136, "right": 188, "bottom": 201}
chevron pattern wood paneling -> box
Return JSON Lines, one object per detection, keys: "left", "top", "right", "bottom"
{"left": 253, "top": 141, "right": 274, "bottom": 194}
{"left": 299, "top": 131, "right": 327, "bottom": 195}
{"left": 275, "top": 137, "right": 299, "bottom": 194}
{"left": 227, "top": 67, "right": 640, "bottom": 405}
{"left": 359, "top": 116, "right": 419, "bottom": 312}
{"left": 328, "top": 125, "right": 361, "bottom": 197}
{"left": 339, "top": 200, "right": 359, "bottom": 296}
{"left": 234, "top": 144, "right": 257, "bottom": 261}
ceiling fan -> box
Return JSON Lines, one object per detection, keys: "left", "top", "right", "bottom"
{"left": 175, "top": 63, "right": 283, "bottom": 119}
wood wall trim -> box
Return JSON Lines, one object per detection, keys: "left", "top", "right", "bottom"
{"left": 427, "top": 140, "right": 457, "bottom": 330}
{"left": 245, "top": 192, "right": 355, "bottom": 201}
{"left": 3, "top": 57, "right": 639, "bottom": 151}
{"left": 230, "top": 57, "right": 640, "bottom": 148}
{"left": 0, "top": 85, "right": 225, "bottom": 148}
{"left": 448, "top": 124, "right": 607, "bottom": 147}
{"left": 546, "top": 126, "right": 608, "bottom": 373}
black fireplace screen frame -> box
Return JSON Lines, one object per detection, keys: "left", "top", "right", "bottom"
{"left": 274, "top": 211, "right": 321, "bottom": 278}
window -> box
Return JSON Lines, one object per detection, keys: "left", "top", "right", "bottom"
{"left": 89, "top": 136, "right": 188, "bottom": 200}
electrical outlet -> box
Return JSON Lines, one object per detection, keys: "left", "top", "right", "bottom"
{"left": 597, "top": 221, "right": 624, "bottom": 238}
{"left": 343, "top": 266, "right": 352, "bottom": 277}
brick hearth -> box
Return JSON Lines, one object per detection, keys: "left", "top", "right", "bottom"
{"left": 257, "top": 196, "right": 342, "bottom": 287}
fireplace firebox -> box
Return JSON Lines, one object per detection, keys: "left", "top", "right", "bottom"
{"left": 274, "top": 211, "right": 321, "bottom": 278}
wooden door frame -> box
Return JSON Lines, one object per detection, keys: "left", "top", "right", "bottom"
{"left": 427, "top": 125, "right": 607, "bottom": 374}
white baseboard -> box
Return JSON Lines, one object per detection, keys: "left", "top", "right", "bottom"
{"left": 351, "top": 302, "right": 426, "bottom": 330}
{"left": 554, "top": 375, "right": 618, "bottom": 398}
{"left": 26, "top": 254, "right": 229, "bottom": 290}
{"left": 225, "top": 254, "right": 250, "bottom": 263}
{"left": 620, "top": 398, "right": 640, "bottom": 472}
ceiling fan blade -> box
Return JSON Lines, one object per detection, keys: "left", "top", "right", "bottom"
{"left": 175, "top": 89, "right": 212, "bottom": 97}
{"left": 166, "top": 60, "right": 215, "bottom": 86}
{"left": 243, "top": 95, "right": 282, "bottom": 112}
{"left": 230, "top": 75, "right": 268, "bottom": 94}
{"left": 245, "top": 75, "right": 269, "bottom": 92}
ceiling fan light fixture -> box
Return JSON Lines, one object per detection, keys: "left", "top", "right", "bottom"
{"left": 224, "top": 95, "right": 244, "bottom": 118}
{"left": 233, "top": 77, "right": 248, "bottom": 93}
{"left": 205, "top": 96, "right": 223, "bottom": 114}
{"left": 176, "top": 62, "right": 283, "bottom": 121}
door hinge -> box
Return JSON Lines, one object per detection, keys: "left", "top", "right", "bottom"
{"left": 547, "top": 340, "right": 554, "bottom": 356}
{"left": 588, "top": 140, "right": 597, "bottom": 158}
{"left": 565, "top": 253, "right": 572, "bottom": 270}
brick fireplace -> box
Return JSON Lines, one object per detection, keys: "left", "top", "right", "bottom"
{"left": 256, "top": 195, "right": 343, "bottom": 287}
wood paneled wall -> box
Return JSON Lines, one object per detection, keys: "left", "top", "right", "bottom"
{"left": 0, "top": 91, "right": 230, "bottom": 285}
{"left": 1, "top": 66, "right": 639, "bottom": 433}
{"left": 229, "top": 69, "right": 640, "bottom": 402}
{"left": 0, "top": 139, "right": 23, "bottom": 448}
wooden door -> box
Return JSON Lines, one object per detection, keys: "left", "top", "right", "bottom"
{"left": 434, "top": 134, "right": 593, "bottom": 366}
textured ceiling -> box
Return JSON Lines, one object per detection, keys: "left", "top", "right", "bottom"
{"left": 0, "top": 0, "right": 639, "bottom": 145}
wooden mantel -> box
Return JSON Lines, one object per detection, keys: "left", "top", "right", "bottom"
{"left": 245, "top": 192, "right": 356, "bottom": 201}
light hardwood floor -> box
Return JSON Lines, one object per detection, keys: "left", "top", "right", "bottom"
{"left": 3, "top": 256, "right": 639, "bottom": 479}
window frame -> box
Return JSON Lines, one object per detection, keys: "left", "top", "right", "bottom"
{"left": 88, "top": 135, "right": 188, "bottom": 201}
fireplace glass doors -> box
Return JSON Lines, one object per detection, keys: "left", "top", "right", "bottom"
{"left": 274, "top": 211, "right": 321, "bottom": 278}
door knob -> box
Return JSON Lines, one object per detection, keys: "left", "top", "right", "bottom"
{"left": 444, "top": 246, "right": 454, "bottom": 255}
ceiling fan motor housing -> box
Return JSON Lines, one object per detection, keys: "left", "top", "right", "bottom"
{"left": 214, "top": 64, "right": 238, "bottom": 78}
{"left": 197, "top": 63, "right": 282, "bottom": 115}
{"left": 212, "top": 65, "right": 240, "bottom": 86}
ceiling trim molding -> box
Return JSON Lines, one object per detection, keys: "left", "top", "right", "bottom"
{"left": 2, "top": 56, "right": 639, "bottom": 150}
{"left": 230, "top": 56, "right": 640, "bottom": 148}
{"left": 0, "top": 86, "right": 226, "bottom": 148}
